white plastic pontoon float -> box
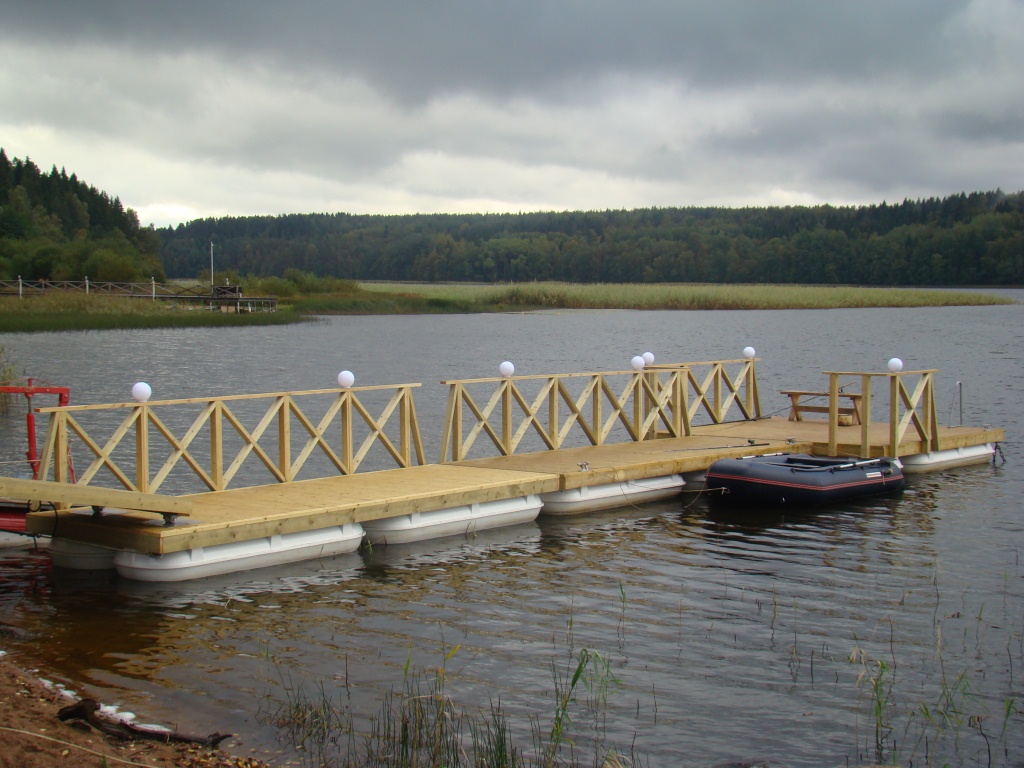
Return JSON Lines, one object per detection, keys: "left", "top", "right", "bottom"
{"left": 899, "top": 443, "right": 995, "bottom": 473}
{"left": 361, "top": 495, "right": 543, "bottom": 545}
{"left": 48, "top": 510, "right": 365, "bottom": 582}
{"left": 539, "top": 474, "right": 685, "bottom": 516}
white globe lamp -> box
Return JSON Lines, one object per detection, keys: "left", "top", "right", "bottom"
{"left": 743, "top": 346, "right": 756, "bottom": 359}
{"left": 337, "top": 370, "right": 355, "bottom": 388}
{"left": 887, "top": 357, "right": 904, "bottom": 373}
{"left": 631, "top": 355, "right": 646, "bottom": 371}
{"left": 131, "top": 382, "right": 152, "bottom": 403}
{"left": 642, "top": 351, "right": 655, "bottom": 366}
{"left": 499, "top": 361, "right": 515, "bottom": 378}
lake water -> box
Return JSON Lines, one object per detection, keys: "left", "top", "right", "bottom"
{"left": 0, "top": 294, "right": 1021, "bottom": 767}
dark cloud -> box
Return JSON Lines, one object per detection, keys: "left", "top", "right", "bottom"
{"left": 1, "top": 0, "right": 1021, "bottom": 225}
{"left": 2, "top": 1, "right": 974, "bottom": 99}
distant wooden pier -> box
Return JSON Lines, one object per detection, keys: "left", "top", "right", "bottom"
{"left": 0, "top": 278, "right": 277, "bottom": 312}
{"left": 0, "top": 358, "right": 1003, "bottom": 561}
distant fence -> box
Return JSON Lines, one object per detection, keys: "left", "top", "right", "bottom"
{"left": 0, "top": 279, "right": 277, "bottom": 311}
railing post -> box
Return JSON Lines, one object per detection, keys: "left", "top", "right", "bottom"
{"left": 713, "top": 364, "right": 723, "bottom": 421}
{"left": 889, "top": 373, "right": 901, "bottom": 456}
{"left": 746, "top": 360, "right": 762, "bottom": 419}
{"left": 547, "top": 378, "right": 559, "bottom": 449}
{"left": 341, "top": 391, "right": 354, "bottom": 472}
{"left": 85, "top": 276, "right": 89, "bottom": 295}
{"left": 18, "top": 275, "right": 22, "bottom": 300}
{"left": 53, "top": 413, "right": 69, "bottom": 484}
{"left": 828, "top": 372, "right": 839, "bottom": 456}
{"left": 134, "top": 405, "right": 149, "bottom": 492}
{"left": 278, "top": 395, "right": 292, "bottom": 482}
{"left": 501, "top": 380, "right": 513, "bottom": 455}
{"left": 438, "top": 384, "right": 460, "bottom": 463}
{"left": 632, "top": 373, "right": 643, "bottom": 439}
{"left": 592, "top": 375, "right": 603, "bottom": 446}
{"left": 151, "top": 277, "right": 156, "bottom": 300}
{"left": 922, "top": 372, "right": 939, "bottom": 451}
{"left": 859, "top": 374, "right": 872, "bottom": 458}
{"left": 399, "top": 387, "right": 412, "bottom": 466}
{"left": 210, "top": 401, "right": 224, "bottom": 490}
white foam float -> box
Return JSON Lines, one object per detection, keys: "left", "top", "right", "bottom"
{"left": 900, "top": 443, "right": 995, "bottom": 473}
{"left": 50, "top": 538, "right": 120, "bottom": 570}
{"left": 361, "top": 495, "right": 543, "bottom": 545}
{"left": 540, "top": 474, "right": 685, "bottom": 516}
{"left": 112, "top": 524, "right": 365, "bottom": 582}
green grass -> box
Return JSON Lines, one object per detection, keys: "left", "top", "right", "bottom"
{"left": 0, "top": 280, "right": 1013, "bottom": 333}
{"left": 0, "top": 294, "right": 310, "bottom": 332}
{"left": 358, "top": 281, "right": 1015, "bottom": 310}
{"left": 263, "top": 644, "right": 628, "bottom": 768}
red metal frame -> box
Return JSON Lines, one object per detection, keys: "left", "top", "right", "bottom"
{"left": 0, "top": 378, "right": 72, "bottom": 480}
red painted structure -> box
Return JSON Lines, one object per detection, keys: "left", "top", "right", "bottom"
{"left": 0, "top": 379, "right": 72, "bottom": 532}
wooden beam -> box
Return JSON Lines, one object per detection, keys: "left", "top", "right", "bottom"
{"left": 0, "top": 477, "right": 193, "bottom": 514}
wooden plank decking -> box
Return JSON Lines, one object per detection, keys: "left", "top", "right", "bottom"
{"left": 454, "top": 433, "right": 811, "bottom": 489}
{"left": 688, "top": 416, "right": 1004, "bottom": 459}
{"left": 18, "top": 416, "right": 1002, "bottom": 556}
{"left": 23, "top": 465, "right": 560, "bottom": 555}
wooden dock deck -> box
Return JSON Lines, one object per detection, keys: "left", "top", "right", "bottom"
{"left": 4, "top": 360, "right": 1004, "bottom": 561}
{"left": 17, "top": 418, "right": 1000, "bottom": 556}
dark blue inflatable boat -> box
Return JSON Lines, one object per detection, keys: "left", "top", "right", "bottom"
{"left": 705, "top": 453, "right": 905, "bottom": 505}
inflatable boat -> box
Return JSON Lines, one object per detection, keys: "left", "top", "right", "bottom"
{"left": 705, "top": 453, "right": 904, "bottom": 505}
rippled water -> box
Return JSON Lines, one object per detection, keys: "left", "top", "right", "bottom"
{"left": 1, "top": 294, "right": 1022, "bottom": 767}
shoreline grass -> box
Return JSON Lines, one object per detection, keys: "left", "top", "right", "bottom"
{"left": 0, "top": 294, "right": 310, "bottom": 332}
{"left": 0, "top": 281, "right": 1014, "bottom": 333}
{"left": 356, "top": 281, "right": 1016, "bottom": 311}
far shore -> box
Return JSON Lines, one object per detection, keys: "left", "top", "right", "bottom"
{"left": 0, "top": 281, "right": 1015, "bottom": 333}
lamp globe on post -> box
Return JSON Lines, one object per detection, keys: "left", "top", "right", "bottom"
{"left": 743, "top": 346, "right": 756, "bottom": 359}
{"left": 499, "top": 361, "right": 515, "bottom": 378}
{"left": 337, "top": 370, "right": 355, "bottom": 388}
{"left": 642, "top": 351, "right": 655, "bottom": 366}
{"left": 631, "top": 355, "right": 646, "bottom": 371}
{"left": 131, "top": 382, "right": 152, "bottom": 403}
{"left": 887, "top": 357, "right": 903, "bottom": 373}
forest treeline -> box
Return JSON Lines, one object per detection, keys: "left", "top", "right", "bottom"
{"left": 0, "top": 150, "right": 164, "bottom": 282}
{"left": 161, "top": 191, "right": 1024, "bottom": 286}
{"left": 3, "top": 147, "right": 1022, "bottom": 287}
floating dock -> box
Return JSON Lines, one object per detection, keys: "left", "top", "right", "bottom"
{"left": 0, "top": 358, "right": 1003, "bottom": 578}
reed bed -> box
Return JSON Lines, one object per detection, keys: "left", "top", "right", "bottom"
{"left": 262, "top": 641, "right": 630, "bottom": 768}
{"left": 0, "top": 294, "right": 306, "bottom": 332}
{"left": 257, "top": 573, "right": 1022, "bottom": 768}
{"left": 359, "top": 281, "right": 1013, "bottom": 310}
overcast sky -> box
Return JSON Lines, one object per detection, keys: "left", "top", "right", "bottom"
{"left": 2, "top": 1, "right": 1022, "bottom": 228}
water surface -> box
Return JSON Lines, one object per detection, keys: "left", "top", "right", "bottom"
{"left": 0, "top": 295, "right": 1021, "bottom": 766}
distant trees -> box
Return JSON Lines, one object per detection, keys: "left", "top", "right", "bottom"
{"left": 159, "top": 192, "right": 1024, "bottom": 286}
{"left": 0, "top": 149, "right": 164, "bottom": 282}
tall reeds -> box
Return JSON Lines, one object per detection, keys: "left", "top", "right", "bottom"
{"left": 357, "top": 281, "right": 1013, "bottom": 311}
{"left": 262, "top": 642, "right": 630, "bottom": 768}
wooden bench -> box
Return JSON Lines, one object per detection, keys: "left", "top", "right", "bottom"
{"left": 781, "top": 390, "right": 863, "bottom": 425}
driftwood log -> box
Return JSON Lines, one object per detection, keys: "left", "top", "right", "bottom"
{"left": 58, "top": 698, "right": 232, "bottom": 748}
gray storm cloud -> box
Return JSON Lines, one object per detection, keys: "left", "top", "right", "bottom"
{"left": 2, "top": 0, "right": 1021, "bottom": 226}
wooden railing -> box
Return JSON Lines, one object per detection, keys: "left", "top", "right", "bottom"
{"left": 666, "top": 358, "right": 761, "bottom": 426}
{"left": 437, "top": 359, "right": 760, "bottom": 462}
{"left": 823, "top": 369, "right": 939, "bottom": 458}
{"left": 35, "top": 385, "right": 425, "bottom": 495}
